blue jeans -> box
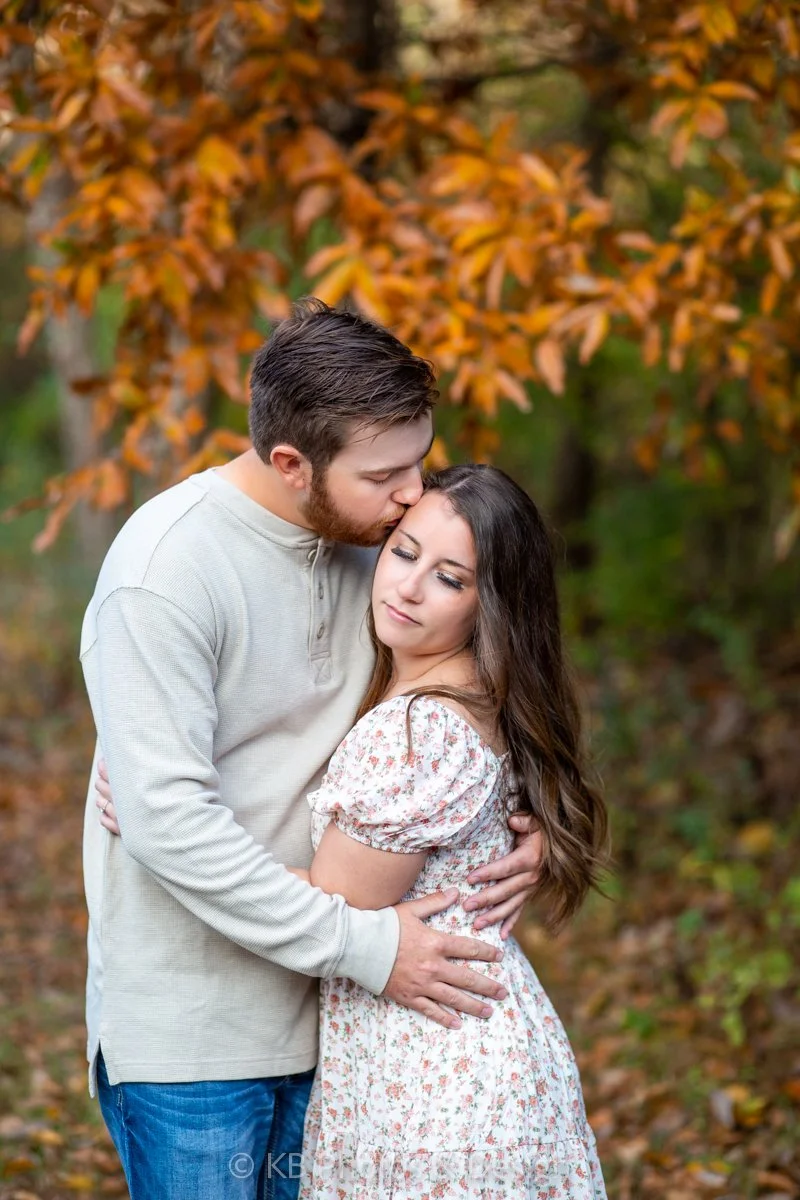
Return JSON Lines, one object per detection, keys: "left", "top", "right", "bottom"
{"left": 96, "top": 1049, "right": 314, "bottom": 1200}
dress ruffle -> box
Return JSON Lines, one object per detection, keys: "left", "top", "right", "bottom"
{"left": 303, "top": 1132, "right": 606, "bottom": 1199}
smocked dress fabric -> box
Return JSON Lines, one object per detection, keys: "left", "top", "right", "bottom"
{"left": 300, "top": 695, "right": 607, "bottom": 1200}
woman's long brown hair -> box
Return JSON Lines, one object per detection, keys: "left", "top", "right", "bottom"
{"left": 357, "top": 464, "right": 609, "bottom": 933}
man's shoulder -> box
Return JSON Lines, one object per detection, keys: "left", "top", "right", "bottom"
{"left": 79, "top": 476, "right": 222, "bottom": 658}
{"left": 94, "top": 474, "right": 212, "bottom": 596}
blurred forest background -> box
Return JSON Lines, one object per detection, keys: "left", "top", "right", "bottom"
{"left": 1, "top": 1, "right": 800, "bottom": 1197}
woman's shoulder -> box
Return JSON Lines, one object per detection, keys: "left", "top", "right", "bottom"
{"left": 353, "top": 694, "right": 506, "bottom": 763}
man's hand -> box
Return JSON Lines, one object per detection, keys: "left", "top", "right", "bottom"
{"left": 383, "top": 890, "right": 508, "bottom": 1029}
{"left": 463, "top": 813, "right": 542, "bottom": 939}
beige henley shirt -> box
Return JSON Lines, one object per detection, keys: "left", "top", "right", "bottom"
{"left": 80, "top": 469, "right": 400, "bottom": 1092}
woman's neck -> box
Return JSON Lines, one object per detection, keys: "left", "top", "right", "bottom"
{"left": 384, "top": 647, "right": 475, "bottom": 698}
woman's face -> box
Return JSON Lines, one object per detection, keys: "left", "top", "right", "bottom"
{"left": 371, "top": 489, "right": 479, "bottom": 658}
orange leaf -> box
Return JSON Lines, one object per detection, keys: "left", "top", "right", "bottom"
{"left": 519, "top": 154, "right": 560, "bottom": 194}
{"left": 311, "top": 259, "right": 357, "bottom": 307}
{"left": 294, "top": 184, "right": 334, "bottom": 235}
{"left": 471, "top": 373, "right": 498, "bottom": 416}
{"left": 505, "top": 239, "right": 533, "bottom": 285}
{"left": 642, "top": 323, "right": 662, "bottom": 368}
{"left": 94, "top": 460, "right": 128, "bottom": 510}
{"left": 196, "top": 136, "right": 248, "bottom": 191}
{"left": 633, "top": 435, "right": 660, "bottom": 474}
{"left": 441, "top": 115, "right": 485, "bottom": 151}
{"left": 760, "top": 271, "right": 782, "bottom": 314}
{"left": 356, "top": 89, "right": 408, "bottom": 114}
{"left": 177, "top": 347, "right": 211, "bottom": 396}
{"left": 304, "top": 242, "right": 350, "bottom": 277}
{"left": 286, "top": 50, "right": 321, "bottom": 76}
{"left": 460, "top": 241, "right": 499, "bottom": 286}
{"left": 100, "top": 72, "right": 153, "bottom": 116}
{"left": 535, "top": 338, "right": 565, "bottom": 395}
{"left": 429, "top": 154, "right": 491, "bottom": 197}
{"left": 33, "top": 495, "right": 78, "bottom": 554}
{"left": 75, "top": 262, "right": 100, "bottom": 316}
{"left": 252, "top": 283, "right": 291, "bottom": 321}
{"left": 485, "top": 251, "right": 506, "bottom": 310}
{"left": 294, "top": 0, "right": 324, "bottom": 20}
{"left": 702, "top": 3, "right": 737, "bottom": 44}
{"left": 694, "top": 98, "right": 728, "bottom": 139}
{"left": 211, "top": 347, "right": 245, "bottom": 401}
{"left": 705, "top": 81, "right": 759, "bottom": 102}
{"left": 670, "top": 121, "right": 695, "bottom": 169}
{"left": 579, "top": 310, "right": 609, "bottom": 365}
{"left": 55, "top": 90, "right": 90, "bottom": 130}
{"left": 766, "top": 233, "right": 793, "bottom": 281}
{"left": 452, "top": 222, "right": 504, "bottom": 254}
{"left": 119, "top": 168, "right": 164, "bottom": 221}
{"left": 617, "top": 232, "right": 657, "bottom": 253}
{"left": 8, "top": 139, "right": 42, "bottom": 176}
{"left": 709, "top": 304, "right": 741, "bottom": 322}
{"left": 716, "top": 419, "right": 743, "bottom": 443}
{"left": 17, "top": 305, "right": 46, "bottom": 355}
{"left": 651, "top": 100, "right": 690, "bottom": 137}
{"left": 495, "top": 369, "right": 530, "bottom": 411}
{"left": 516, "top": 305, "right": 568, "bottom": 337}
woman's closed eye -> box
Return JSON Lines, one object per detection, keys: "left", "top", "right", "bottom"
{"left": 390, "top": 546, "right": 464, "bottom": 590}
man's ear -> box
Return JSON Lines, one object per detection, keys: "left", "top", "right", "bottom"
{"left": 269, "top": 444, "right": 312, "bottom": 492}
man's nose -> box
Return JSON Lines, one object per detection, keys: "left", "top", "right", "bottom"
{"left": 391, "top": 466, "right": 424, "bottom": 507}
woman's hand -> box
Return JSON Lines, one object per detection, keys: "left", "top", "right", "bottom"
{"left": 463, "top": 813, "right": 542, "bottom": 939}
{"left": 95, "top": 759, "right": 121, "bottom": 836}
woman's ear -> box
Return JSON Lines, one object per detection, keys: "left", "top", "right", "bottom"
{"left": 269, "top": 444, "right": 312, "bottom": 492}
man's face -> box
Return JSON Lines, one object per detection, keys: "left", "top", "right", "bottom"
{"left": 301, "top": 415, "right": 434, "bottom": 547}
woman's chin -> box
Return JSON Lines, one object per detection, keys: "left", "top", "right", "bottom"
{"left": 373, "top": 620, "right": 402, "bottom": 649}
{"left": 372, "top": 611, "right": 415, "bottom": 649}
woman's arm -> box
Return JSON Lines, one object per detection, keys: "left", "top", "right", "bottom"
{"left": 309, "top": 821, "right": 428, "bottom": 909}
{"left": 96, "top": 766, "right": 427, "bottom": 909}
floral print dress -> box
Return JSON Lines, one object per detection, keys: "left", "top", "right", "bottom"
{"left": 300, "top": 695, "right": 607, "bottom": 1200}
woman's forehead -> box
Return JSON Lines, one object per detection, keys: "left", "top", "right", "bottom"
{"left": 397, "top": 492, "right": 475, "bottom": 558}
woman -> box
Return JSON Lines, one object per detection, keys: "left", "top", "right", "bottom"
{"left": 98, "top": 465, "right": 608, "bottom": 1198}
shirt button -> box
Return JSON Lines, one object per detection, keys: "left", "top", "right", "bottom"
{"left": 316, "top": 623, "right": 326, "bottom": 639}
{"left": 318, "top": 583, "right": 324, "bottom": 599}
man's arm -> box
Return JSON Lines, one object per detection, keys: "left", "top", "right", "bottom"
{"left": 465, "top": 814, "right": 543, "bottom": 937}
{"left": 85, "top": 586, "right": 398, "bottom": 993}
{"left": 88, "top": 587, "right": 506, "bottom": 1024}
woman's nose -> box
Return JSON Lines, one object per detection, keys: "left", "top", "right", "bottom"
{"left": 396, "top": 570, "right": 423, "bottom": 602}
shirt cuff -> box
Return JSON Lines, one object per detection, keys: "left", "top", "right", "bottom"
{"left": 333, "top": 905, "right": 400, "bottom": 994}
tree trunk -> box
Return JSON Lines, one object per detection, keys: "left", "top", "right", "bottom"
{"left": 27, "top": 170, "right": 116, "bottom": 567}
{"left": 327, "top": 0, "right": 399, "bottom": 146}
{"left": 549, "top": 38, "right": 622, "bottom": 617}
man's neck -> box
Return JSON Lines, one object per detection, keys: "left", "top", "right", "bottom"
{"left": 216, "top": 450, "right": 314, "bottom": 531}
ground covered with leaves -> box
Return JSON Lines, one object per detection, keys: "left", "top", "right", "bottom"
{"left": 1, "top": 581, "right": 799, "bottom": 1199}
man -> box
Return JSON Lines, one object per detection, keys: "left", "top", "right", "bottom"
{"left": 82, "top": 299, "right": 541, "bottom": 1199}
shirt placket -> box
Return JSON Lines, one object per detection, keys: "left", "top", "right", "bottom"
{"left": 307, "top": 542, "right": 332, "bottom": 673}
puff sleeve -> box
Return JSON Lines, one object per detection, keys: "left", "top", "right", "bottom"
{"left": 307, "top": 696, "right": 505, "bottom": 853}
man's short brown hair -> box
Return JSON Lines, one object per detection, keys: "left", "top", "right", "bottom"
{"left": 248, "top": 298, "right": 437, "bottom": 470}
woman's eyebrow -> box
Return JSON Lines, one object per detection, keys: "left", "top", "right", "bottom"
{"left": 397, "top": 529, "right": 475, "bottom": 574}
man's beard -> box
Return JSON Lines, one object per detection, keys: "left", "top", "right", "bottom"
{"left": 302, "top": 471, "right": 403, "bottom": 548}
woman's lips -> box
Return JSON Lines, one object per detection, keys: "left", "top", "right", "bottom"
{"left": 385, "top": 603, "right": 420, "bottom": 625}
